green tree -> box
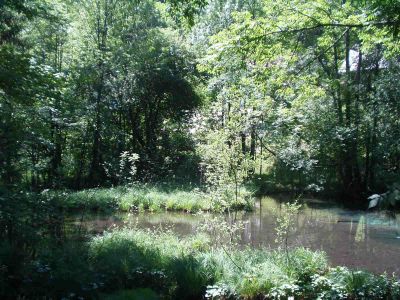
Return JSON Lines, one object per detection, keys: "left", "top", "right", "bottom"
{"left": 196, "top": 0, "right": 400, "bottom": 204}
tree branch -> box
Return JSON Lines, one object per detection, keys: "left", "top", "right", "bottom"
{"left": 248, "top": 20, "right": 397, "bottom": 42}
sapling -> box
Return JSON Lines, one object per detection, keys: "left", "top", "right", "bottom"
{"left": 119, "top": 151, "right": 139, "bottom": 184}
{"left": 275, "top": 200, "right": 301, "bottom": 263}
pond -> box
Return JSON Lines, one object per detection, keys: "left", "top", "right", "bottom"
{"left": 72, "top": 196, "right": 400, "bottom": 276}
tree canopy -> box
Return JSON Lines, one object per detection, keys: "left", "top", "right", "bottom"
{"left": 1, "top": 0, "right": 399, "bottom": 204}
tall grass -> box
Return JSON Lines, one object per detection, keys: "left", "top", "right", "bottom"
{"left": 88, "top": 228, "right": 212, "bottom": 299}
{"left": 4, "top": 226, "right": 400, "bottom": 299}
{"left": 87, "top": 228, "right": 400, "bottom": 300}
{"left": 46, "top": 183, "right": 254, "bottom": 213}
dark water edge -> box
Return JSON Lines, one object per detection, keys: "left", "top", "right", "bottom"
{"left": 70, "top": 196, "right": 400, "bottom": 276}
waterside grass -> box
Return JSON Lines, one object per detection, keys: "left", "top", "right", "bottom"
{"left": 90, "top": 228, "right": 400, "bottom": 299}
{"left": 7, "top": 227, "right": 399, "bottom": 299}
{"left": 43, "top": 184, "right": 254, "bottom": 213}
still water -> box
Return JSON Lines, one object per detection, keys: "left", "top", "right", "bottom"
{"left": 74, "top": 196, "right": 400, "bottom": 275}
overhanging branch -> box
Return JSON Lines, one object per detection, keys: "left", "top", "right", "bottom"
{"left": 248, "top": 20, "right": 397, "bottom": 42}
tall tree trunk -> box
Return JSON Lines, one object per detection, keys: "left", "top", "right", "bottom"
{"left": 341, "top": 29, "right": 362, "bottom": 203}
{"left": 49, "top": 31, "right": 65, "bottom": 187}
{"left": 241, "top": 132, "right": 246, "bottom": 154}
{"left": 89, "top": 81, "right": 105, "bottom": 186}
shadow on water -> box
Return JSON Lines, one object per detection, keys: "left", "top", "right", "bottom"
{"left": 70, "top": 196, "right": 400, "bottom": 276}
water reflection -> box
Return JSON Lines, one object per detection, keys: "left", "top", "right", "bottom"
{"left": 355, "top": 216, "right": 366, "bottom": 243}
{"left": 73, "top": 196, "right": 400, "bottom": 275}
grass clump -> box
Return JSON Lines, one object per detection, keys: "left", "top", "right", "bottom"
{"left": 198, "top": 247, "right": 329, "bottom": 299}
{"left": 88, "top": 228, "right": 212, "bottom": 299}
{"left": 118, "top": 187, "right": 213, "bottom": 213}
{"left": 64, "top": 187, "right": 125, "bottom": 211}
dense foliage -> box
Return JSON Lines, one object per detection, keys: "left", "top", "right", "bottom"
{"left": 1, "top": 0, "right": 203, "bottom": 190}
{"left": 194, "top": 0, "right": 400, "bottom": 204}
{"left": 1, "top": 0, "right": 399, "bottom": 204}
